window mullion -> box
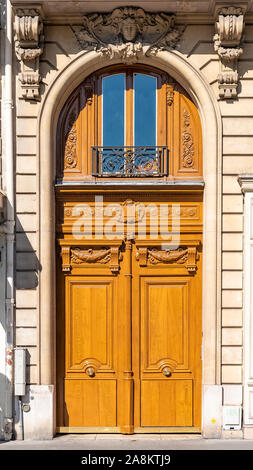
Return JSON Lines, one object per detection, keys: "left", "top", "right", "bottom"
{"left": 125, "top": 71, "right": 133, "bottom": 148}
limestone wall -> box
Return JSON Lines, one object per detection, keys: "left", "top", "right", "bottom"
{"left": 181, "top": 23, "right": 246, "bottom": 408}
{"left": 13, "top": 19, "right": 252, "bottom": 422}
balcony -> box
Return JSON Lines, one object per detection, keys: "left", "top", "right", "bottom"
{"left": 92, "top": 146, "right": 168, "bottom": 178}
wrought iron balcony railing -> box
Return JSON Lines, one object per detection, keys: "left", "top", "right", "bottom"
{"left": 92, "top": 146, "right": 168, "bottom": 177}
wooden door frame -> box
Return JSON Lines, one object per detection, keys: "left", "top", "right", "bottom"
{"left": 37, "top": 49, "right": 222, "bottom": 437}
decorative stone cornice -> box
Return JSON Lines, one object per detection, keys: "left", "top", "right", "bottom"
{"left": 14, "top": 5, "right": 44, "bottom": 100}
{"left": 214, "top": 6, "right": 245, "bottom": 99}
{"left": 72, "top": 7, "right": 185, "bottom": 64}
{"left": 238, "top": 174, "right": 253, "bottom": 193}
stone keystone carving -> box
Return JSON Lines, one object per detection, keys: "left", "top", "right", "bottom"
{"left": 214, "top": 6, "right": 245, "bottom": 99}
{"left": 72, "top": 7, "right": 185, "bottom": 64}
{"left": 14, "top": 7, "right": 44, "bottom": 100}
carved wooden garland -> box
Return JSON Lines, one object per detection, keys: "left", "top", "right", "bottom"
{"left": 64, "top": 109, "right": 78, "bottom": 170}
{"left": 71, "top": 247, "right": 111, "bottom": 264}
{"left": 61, "top": 246, "right": 123, "bottom": 273}
{"left": 63, "top": 77, "right": 94, "bottom": 171}
{"left": 136, "top": 246, "right": 199, "bottom": 273}
{"left": 182, "top": 109, "right": 194, "bottom": 168}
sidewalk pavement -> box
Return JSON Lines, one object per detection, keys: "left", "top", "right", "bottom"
{"left": 0, "top": 434, "right": 253, "bottom": 450}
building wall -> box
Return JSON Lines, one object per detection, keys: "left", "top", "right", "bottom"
{"left": 12, "top": 15, "right": 253, "bottom": 438}
{"left": 0, "top": 0, "right": 4, "bottom": 441}
{"left": 184, "top": 23, "right": 246, "bottom": 410}
{"left": 0, "top": 0, "right": 8, "bottom": 441}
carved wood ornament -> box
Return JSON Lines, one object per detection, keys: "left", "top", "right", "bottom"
{"left": 64, "top": 110, "right": 78, "bottom": 170}
{"left": 61, "top": 246, "right": 123, "bottom": 273}
{"left": 213, "top": 6, "right": 245, "bottom": 99}
{"left": 136, "top": 246, "right": 199, "bottom": 273}
{"left": 182, "top": 109, "right": 194, "bottom": 168}
{"left": 62, "top": 76, "right": 94, "bottom": 172}
{"left": 14, "top": 7, "right": 44, "bottom": 100}
{"left": 72, "top": 7, "right": 185, "bottom": 64}
{"left": 166, "top": 84, "right": 175, "bottom": 106}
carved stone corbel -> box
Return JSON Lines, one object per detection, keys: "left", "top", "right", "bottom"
{"left": 14, "top": 6, "right": 44, "bottom": 100}
{"left": 214, "top": 6, "right": 245, "bottom": 99}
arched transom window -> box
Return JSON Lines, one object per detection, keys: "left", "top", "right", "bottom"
{"left": 57, "top": 65, "right": 202, "bottom": 181}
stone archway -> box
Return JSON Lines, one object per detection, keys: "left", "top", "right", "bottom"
{"left": 37, "top": 48, "right": 222, "bottom": 437}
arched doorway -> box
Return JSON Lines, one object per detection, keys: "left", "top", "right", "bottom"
{"left": 55, "top": 65, "right": 203, "bottom": 433}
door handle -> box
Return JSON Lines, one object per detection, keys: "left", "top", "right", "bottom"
{"left": 162, "top": 367, "right": 171, "bottom": 377}
{"left": 86, "top": 367, "right": 95, "bottom": 377}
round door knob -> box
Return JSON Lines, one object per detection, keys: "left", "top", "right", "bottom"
{"left": 87, "top": 367, "right": 95, "bottom": 377}
{"left": 163, "top": 367, "right": 171, "bottom": 377}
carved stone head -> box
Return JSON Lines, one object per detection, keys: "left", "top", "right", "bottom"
{"left": 121, "top": 17, "right": 138, "bottom": 42}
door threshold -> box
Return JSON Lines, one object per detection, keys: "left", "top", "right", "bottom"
{"left": 57, "top": 427, "right": 121, "bottom": 434}
{"left": 134, "top": 427, "right": 201, "bottom": 433}
{"left": 56, "top": 426, "right": 201, "bottom": 434}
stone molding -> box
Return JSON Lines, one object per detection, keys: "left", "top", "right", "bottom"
{"left": 238, "top": 175, "right": 253, "bottom": 425}
{"left": 71, "top": 7, "right": 185, "bottom": 64}
{"left": 214, "top": 6, "right": 245, "bottom": 99}
{"left": 238, "top": 174, "right": 253, "bottom": 192}
{"left": 14, "top": 5, "right": 44, "bottom": 100}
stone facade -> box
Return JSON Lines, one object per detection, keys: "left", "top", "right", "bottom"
{"left": 1, "top": 0, "right": 253, "bottom": 439}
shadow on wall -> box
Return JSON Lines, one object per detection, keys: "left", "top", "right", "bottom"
{"left": 15, "top": 217, "right": 42, "bottom": 290}
{"left": 0, "top": 373, "right": 11, "bottom": 441}
{"left": 12, "top": 349, "right": 33, "bottom": 440}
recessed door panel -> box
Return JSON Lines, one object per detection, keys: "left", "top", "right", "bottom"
{"left": 63, "top": 275, "right": 117, "bottom": 428}
{"left": 65, "top": 278, "right": 114, "bottom": 372}
{"left": 141, "top": 380, "right": 193, "bottom": 426}
{"left": 65, "top": 379, "right": 117, "bottom": 427}
{"left": 132, "top": 240, "right": 202, "bottom": 430}
{"left": 142, "top": 279, "right": 189, "bottom": 372}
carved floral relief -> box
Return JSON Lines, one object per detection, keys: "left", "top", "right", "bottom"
{"left": 64, "top": 109, "right": 78, "bottom": 170}
{"left": 182, "top": 109, "right": 194, "bottom": 169}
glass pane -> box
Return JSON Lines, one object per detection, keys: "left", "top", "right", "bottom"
{"left": 102, "top": 74, "right": 125, "bottom": 146}
{"left": 134, "top": 74, "right": 156, "bottom": 146}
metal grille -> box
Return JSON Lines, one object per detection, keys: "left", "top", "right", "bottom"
{"left": 92, "top": 146, "right": 168, "bottom": 177}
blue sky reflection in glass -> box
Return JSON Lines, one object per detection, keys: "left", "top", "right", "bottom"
{"left": 134, "top": 73, "right": 156, "bottom": 146}
{"left": 102, "top": 73, "right": 125, "bottom": 146}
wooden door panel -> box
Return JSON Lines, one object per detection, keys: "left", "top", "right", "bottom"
{"left": 64, "top": 275, "right": 117, "bottom": 427}
{"left": 65, "top": 379, "right": 117, "bottom": 427}
{"left": 141, "top": 380, "right": 193, "bottom": 426}
{"left": 141, "top": 279, "right": 190, "bottom": 374}
{"left": 65, "top": 277, "right": 115, "bottom": 374}
{"left": 133, "top": 240, "right": 202, "bottom": 429}
{"left": 57, "top": 191, "right": 203, "bottom": 432}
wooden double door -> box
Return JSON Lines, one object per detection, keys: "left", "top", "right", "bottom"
{"left": 56, "top": 192, "right": 202, "bottom": 433}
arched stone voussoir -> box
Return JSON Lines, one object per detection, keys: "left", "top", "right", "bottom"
{"left": 38, "top": 47, "right": 222, "bottom": 438}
